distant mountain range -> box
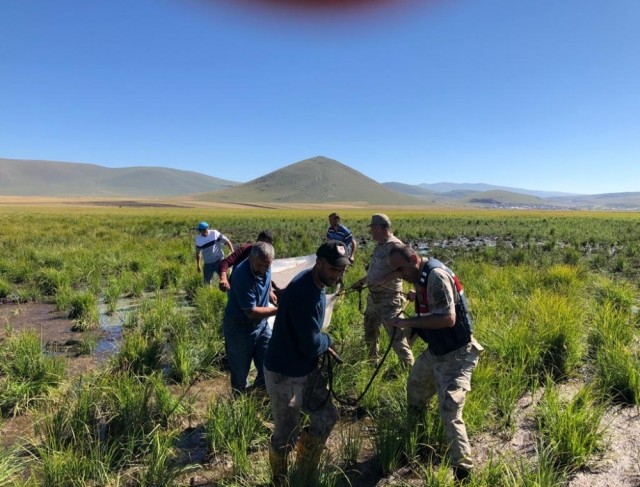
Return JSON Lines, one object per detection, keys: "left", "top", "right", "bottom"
{"left": 413, "top": 182, "right": 574, "bottom": 199}
{"left": 0, "top": 158, "right": 236, "bottom": 197}
{"left": 1, "top": 156, "right": 639, "bottom": 209}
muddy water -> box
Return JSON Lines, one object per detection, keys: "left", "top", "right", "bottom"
{"left": 95, "top": 300, "right": 130, "bottom": 355}
{"left": 95, "top": 292, "right": 192, "bottom": 356}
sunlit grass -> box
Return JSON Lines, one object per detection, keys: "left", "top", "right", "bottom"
{"left": 0, "top": 332, "right": 66, "bottom": 417}
{"left": 1, "top": 207, "right": 639, "bottom": 486}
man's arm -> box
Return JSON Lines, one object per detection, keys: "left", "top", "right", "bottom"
{"left": 391, "top": 270, "right": 456, "bottom": 330}
{"left": 221, "top": 235, "right": 234, "bottom": 253}
{"left": 244, "top": 306, "right": 278, "bottom": 320}
{"left": 349, "top": 237, "right": 358, "bottom": 262}
{"left": 391, "top": 312, "right": 455, "bottom": 330}
{"left": 219, "top": 245, "right": 250, "bottom": 291}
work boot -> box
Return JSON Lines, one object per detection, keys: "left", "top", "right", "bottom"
{"left": 268, "top": 440, "right": 289, "bottom": 487}
{"left": 291, "top": 429, "right": 325, "bottom": 485}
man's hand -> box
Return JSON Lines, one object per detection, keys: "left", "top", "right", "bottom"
{"left": 390, "top": 317, "right": 408, "bottom": 330}
{"left": 219, "top": 279, "right": 230, "bottom": 292}
{"left": 327, "top": 347, "right": 343, "bottom": 364}
{"left": 269, "top": 290, "right": 278, "bottom": 306}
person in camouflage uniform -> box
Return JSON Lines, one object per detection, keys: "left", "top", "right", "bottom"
{"left": 353, "top": 214, "right": 414, "bottom": 368}
{"left": 388, "top": 244, "right": 483, "bottom": 483}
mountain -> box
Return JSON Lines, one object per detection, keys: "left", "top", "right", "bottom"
{"left": 413, "top": 182, "right": 575, "bottom": 199}
{"left": 0, "top": 158, "right": 237, "bottom": 197}
{"left": 382, "top": 182, "right": 437, "bottom": 198}
{"left": 547, "top": 192, "right": 640, "bottom": 209}
{"left": 198, "top": 156, "right": 425, "bottom": 205}
{"left": 2, "top": 156, "right": 638, "bottom": 209}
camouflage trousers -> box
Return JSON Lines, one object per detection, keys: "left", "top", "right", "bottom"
{"left": 363, "top": 294, "right": 414, "bottom": 367}
{"left": 264, "top": 365, "right": 338, "bottom": 450}
{"left": 407, "top": 339, "right": 483, "bottom": 470}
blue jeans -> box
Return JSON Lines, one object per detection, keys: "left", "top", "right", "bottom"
{"left": 223, "top": 319, "right": 272, "bottom": 393}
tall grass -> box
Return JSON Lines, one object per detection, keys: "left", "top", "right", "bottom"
{"left": 0, "top": 278, "right": 11, "bottom": 298}
{"left": 0, "top": 332, "right": 66, "bottom": 416}
{"left": 0, "top": 447, "right": 24, "bottom": 486}
{"left": 2, "top": 208, "right": 640, "bottom": 485}
{"left": 204, "top": 394, "right": 270, "bottom": 476}
{"left": 593, "top": 342, "right": 640, "bottom": 404}
{"left": 67, "top": 291, "right": 99, "bottom": 331}
{"left": 371, "top": 393, "right": 408, "bottom": 475}
{"left": 536, "top": 381, "right": 607, "bottom": 471}
{"left": 588, "top": 302, "right": 640, "bottom": 404}
{"left": 34, "top": 374, "right": 179, "bottom": 486}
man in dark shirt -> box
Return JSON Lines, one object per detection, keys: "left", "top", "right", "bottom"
{"left": 264, "top": 241, "right": 349, "bottom": 486}
{"left": 218, "top": 230, "right": 274, "bottom": 292}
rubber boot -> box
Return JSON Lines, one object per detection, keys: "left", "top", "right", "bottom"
{"left": 269, "top": 444, "right": 289, "bottom": 487}
{"left": 292, "top": 429, "right": 325, "bottom": 485}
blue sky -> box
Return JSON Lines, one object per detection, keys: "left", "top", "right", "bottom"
{"left": 1, "top": 0, "right": 638, "bottom": 194}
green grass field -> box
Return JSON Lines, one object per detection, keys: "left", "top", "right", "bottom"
{"left": 0, "top": 206, "right": 639, "bottom": 486}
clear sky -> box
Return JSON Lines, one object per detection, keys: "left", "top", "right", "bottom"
{"left": 1, "top": 0, "right": 638, "bottom": 194}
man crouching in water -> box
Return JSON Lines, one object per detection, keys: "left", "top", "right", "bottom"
{"left": 263, "top": 241, "right": 349, "bottom": 486}
{"left": 388, "top": 244, "right": 483, "bottom": 483}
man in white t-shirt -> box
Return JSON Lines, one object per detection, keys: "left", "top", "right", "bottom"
{"left": 195, "top": 221, "right": 234, "bottom": 284}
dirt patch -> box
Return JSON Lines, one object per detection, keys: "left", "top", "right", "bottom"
{"left": 1, "top": 302, "right": 80, "bottom": 342}
{"left": 0, "top": 302, "right": 106, "bottom": 449}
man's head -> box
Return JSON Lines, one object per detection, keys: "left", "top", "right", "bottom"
{"left": 388, "top": 244, "right": 421, "bottom": 283}
{"left": 328, "top": 212, "right": 340, "bottom": 228}
{"left": 368, "top": 213, "right": 391, "bottom": 242}
{"left": 249, "top": 241, "right": 275, "bottom": 277}
{"left": 197, "top": 221, "right": 209, "bottom": 236}
{"left": 256, "top": 230, "right": 274, "bottom": 245}
{"left": 315, "top": 240, "right": 350, "bottom": 287}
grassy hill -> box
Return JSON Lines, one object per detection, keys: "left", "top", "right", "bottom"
{"left": 198, "top": 156, "right": 425, "bottom": 205}
{"left": 0, "top": 158, "right": 237, "bottom": 197}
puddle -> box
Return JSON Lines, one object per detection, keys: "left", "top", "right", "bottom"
{"left": 92, "top": 255, "right": 327, "bottom": 356}
{"left": 96, "top": 300, "right": 131, "bottom": 356}
{"left": 94, "top": 292, "right": 194, "bottom": 357}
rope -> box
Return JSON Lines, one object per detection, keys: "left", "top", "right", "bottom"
{"left": 322, "top": 300, "right": 412, "bottom": 408}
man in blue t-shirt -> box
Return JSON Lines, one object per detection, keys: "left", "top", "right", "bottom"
{"left": 326, "top": 213, "right": 357, "bottom": 263}
{"left": 222, "top": 241, "right": 277, "bottom": 394}
{"left": 264, "top": 240, "right": 349, "bottom": 486}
